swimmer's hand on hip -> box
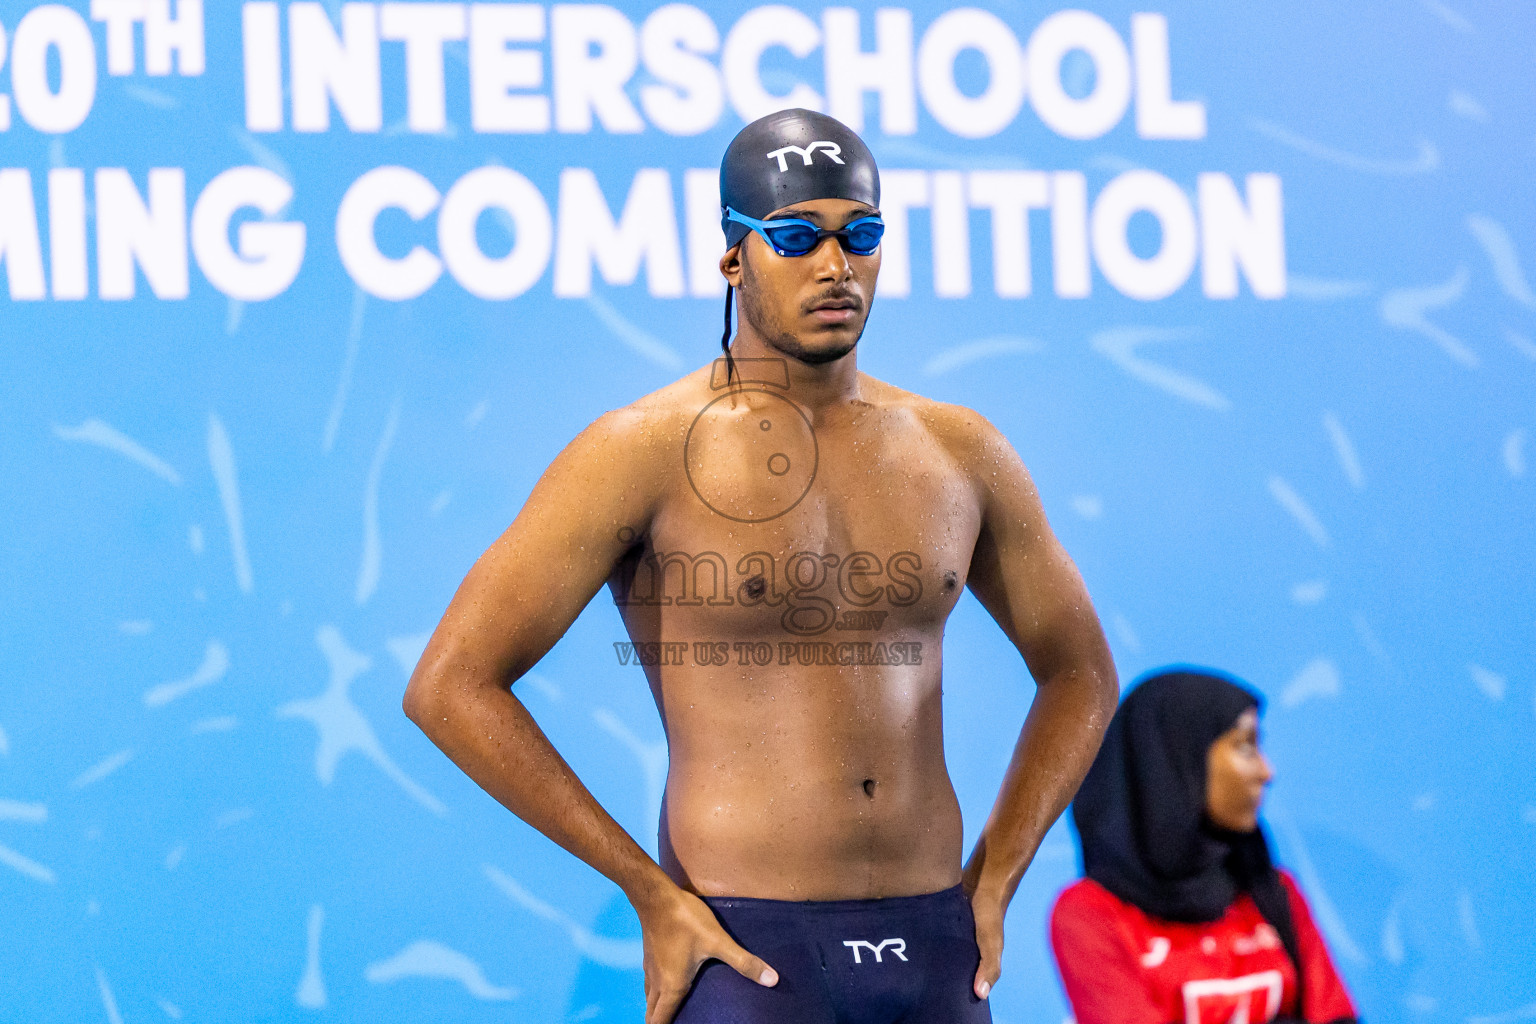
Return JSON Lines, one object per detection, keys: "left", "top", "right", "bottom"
{"left": 637, "top": 884, "right": 778, "bottom": 1024}
{"left": 965, "top": 882, "right": 1006, "bottom": 1000}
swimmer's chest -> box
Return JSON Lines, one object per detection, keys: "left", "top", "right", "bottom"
{"left": 627, "top": 424, "right": 980, "bottom": 635}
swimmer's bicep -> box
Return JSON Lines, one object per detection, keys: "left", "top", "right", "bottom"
{"left": 424, "top": 411, "right": 664, "bottom": 684}
{"left": 963, "top": 419, "right": 1100, "bottom": 674}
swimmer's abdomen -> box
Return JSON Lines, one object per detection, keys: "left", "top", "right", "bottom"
{"left": 656, "top": 661, "right": 965, "bottom": 901}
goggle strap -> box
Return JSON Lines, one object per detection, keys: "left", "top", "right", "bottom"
{"left": 721, "top": 283, "right": 736, "bottom": 386}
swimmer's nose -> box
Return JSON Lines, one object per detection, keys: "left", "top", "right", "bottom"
{"left": 810, "top": 235, "right": 853, "bottom": 282}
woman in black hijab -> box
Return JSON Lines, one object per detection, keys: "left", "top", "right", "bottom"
{"left": 1050, "top": 668, "right": 1358, "bottom": 1024}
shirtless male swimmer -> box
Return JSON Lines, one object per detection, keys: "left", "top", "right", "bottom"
{"left": 404, "top": 109, "right": 1119, "bottom": 1023}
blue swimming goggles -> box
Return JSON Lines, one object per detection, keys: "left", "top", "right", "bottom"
{"left": 724, "top": 207, "right": 885, "bottom": 258}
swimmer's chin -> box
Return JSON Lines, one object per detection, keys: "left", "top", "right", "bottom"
{"left": 748, "top": 317, "right": 864, "bottom": 366}
{"left": 796, "top": 344, "right": 858, "bottom": 366}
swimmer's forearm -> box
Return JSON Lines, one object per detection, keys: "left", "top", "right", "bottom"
{"left": 404, "top": 679, "right": 674, "bottom": 906}
{"left": 964, "top": 663, "right": 1117, "bottom": 905}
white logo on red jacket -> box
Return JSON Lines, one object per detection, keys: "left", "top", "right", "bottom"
{"left": 1232, "top": 924, "right": 1282, "bottom": 956}
{"left": 1181, "top": 970, "right": 1283, "bottom": 1024}
{"left": 1140, "top": 936, "right": 1171, "bottom": 967}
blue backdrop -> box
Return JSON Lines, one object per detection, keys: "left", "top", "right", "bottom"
{"left": 1, "top": 0, "right": 1533, "bottom": 1020}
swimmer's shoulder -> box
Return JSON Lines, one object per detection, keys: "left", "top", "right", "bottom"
{"left": 541, "top": 368, "right": 714, "bottom": 533}
{"left": 577, "top": 362, "right": 719, "bottom": 463}
{"left": 856, "top": 373, "right": 1022, "bottom": 476}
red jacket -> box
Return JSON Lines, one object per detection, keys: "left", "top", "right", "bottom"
{"left": 1050, "top": 872, "right": 1357, "bottom": 1024}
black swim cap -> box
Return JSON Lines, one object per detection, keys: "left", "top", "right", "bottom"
{"left": 719, "top": 108, "right": 881, "bottom": 249}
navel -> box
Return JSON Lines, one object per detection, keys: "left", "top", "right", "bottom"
{"left": 862, "top": 779, "right": 877, "bottom": 799}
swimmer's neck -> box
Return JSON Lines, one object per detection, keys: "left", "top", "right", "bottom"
{"left": 726, "top": 329, "right": 864, "bottom": 412}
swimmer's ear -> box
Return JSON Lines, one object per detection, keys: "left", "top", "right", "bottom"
{"left": 719, "top": 244, "right": 744, "bottom": 289}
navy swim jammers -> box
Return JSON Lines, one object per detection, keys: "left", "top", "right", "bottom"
{"left": 674, "top": 885, "right": 993, "bottom": 1023}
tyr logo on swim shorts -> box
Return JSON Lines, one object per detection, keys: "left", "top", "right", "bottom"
{"left": 678, "top": 887, "right": 988, "bottom": 1022}
{"left": 842, "top": 938, "right": 908, "bottom": 964}
{"left": 766, "top": 141, "right": 846, "bottom": 171}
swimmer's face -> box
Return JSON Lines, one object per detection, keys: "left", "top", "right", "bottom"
{"left": 722, "top": 198, "right": 881, "bottom": 366}
{"left": 1205, "top": 708, "right": 1273, "bottom": 833}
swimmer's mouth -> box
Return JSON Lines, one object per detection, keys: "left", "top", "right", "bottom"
{"left": 807, "top": 296, "right": 861, "bottom": 322}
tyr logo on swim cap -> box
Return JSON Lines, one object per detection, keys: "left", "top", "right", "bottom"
{"left": 720, "top": 108, "right": 880, "bottom": 250}
{"left": 765, "top": 141, "right": 845, "bottom": 172}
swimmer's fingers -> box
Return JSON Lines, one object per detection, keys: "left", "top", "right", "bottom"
{"left": 638, "top": 887, "right": 777, "bottom": 1023}
{"left": 713, "top": 934, "right": 779, "bottom": 988}
{"left": 971, "top": 897, "right": 1005, "bottom": 999}
{"left": 646, "top": 945, "right": 772, "bottom": 1024}
{"left": 640, "top": 931, "right": 689, "bottom": 1024}
{"left": 644, "top": 978, "right": 659, "bottom": 1023}
{"left": 647, "top": 976, "right": 688, "bottom": 1024}
{"left": 645, "top": 952, "right": 704, "bottom": 1024}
